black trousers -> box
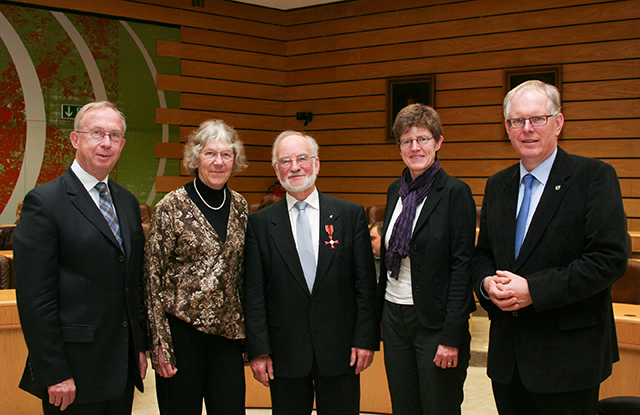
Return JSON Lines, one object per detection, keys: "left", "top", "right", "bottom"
{"left": 492, "top": 366, "right": 600, "bottom": 415}
{"left": 269, "top": 357, "right": 360, "bottom": 415}
{"left": 382, "top": 301, "right": 470, "bottom": 415}
{"left": 155, "top": 314, "right": 245, "bottom": 415}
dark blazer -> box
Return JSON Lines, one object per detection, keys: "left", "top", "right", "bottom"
{"left": 244, "top": 192, "right": 379, "bottom": 378}
{"left": 472, "top": 147, "right": 628, "bottom": 394}
{"left": 14, "top": 167, "right": 147, "bottom": 403}
{"left": 377, "top": 168, "right": 476, "bottom": 348}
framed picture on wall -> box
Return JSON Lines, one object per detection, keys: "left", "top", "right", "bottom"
{"left": 505, "top": 65, "right": 561, "bottom": 95}
{"left": 504, "top": 65, "right": 562, "bottom": 137}
{"left": 387, "top": 75, "right": 435, "bottom": 141}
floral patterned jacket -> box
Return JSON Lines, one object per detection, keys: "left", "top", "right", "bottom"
{"left": 144, "top": 186, "right": 247, "bottom": 365}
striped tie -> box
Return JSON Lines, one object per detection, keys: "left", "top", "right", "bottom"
{"left": 95, "top": 182, "right": 123, "bottom": 249}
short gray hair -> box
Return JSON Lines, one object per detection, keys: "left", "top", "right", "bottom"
{"left": 74, "top": 101, "right": 126, "bottom": 135}
{"left": 503, "top": 80, "right": 562, "bottom": 119}
{"left": 183, "top": 119, "right": 248, "bottom": 176}
{"left": 271, "top": 130, "right": 319, "bottom": 164}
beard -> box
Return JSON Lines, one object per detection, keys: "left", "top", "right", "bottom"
{"left": 279, "top": 167, "right": 317, "bottom": 194}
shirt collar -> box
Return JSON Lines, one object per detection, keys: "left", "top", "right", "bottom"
{"left": 519, "top": 147, "right": 557, "bottom": 186}
{"left": 71, "top": 159, "right": 109, "bottom": 193}
{"left": 286, "top": 188, "right": 319, "bottom": 212}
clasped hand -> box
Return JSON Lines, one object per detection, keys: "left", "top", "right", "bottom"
{"left": 483, "top": 270, "right": 532, "bottom": 311}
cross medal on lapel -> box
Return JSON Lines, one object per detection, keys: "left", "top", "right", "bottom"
{"left": 324, "top": 225, "right": 339, "bottom": 249}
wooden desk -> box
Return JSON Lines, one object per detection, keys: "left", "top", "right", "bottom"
{"left": 0, "top": 289, "right": 42, "bottom": 414}
{"left": 600, "top": 303, "right": 640, "bottom": 399}
{"left": 0, "top": 250, "right": 13, "bottom": 259}
{"left": 630, "top": 232, "right": 640, "bottom": 256}
{"left": 245, "top": 342, "right": 392, "bottom": 413}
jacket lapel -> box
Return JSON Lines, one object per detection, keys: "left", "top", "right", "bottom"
{"left": 412, "top": 169, "right": 446, "bottom": 235}
{"left": 515, "top": 148, "right": 572, "bottom": 267}
{"left": 498, "top": 166, "right": 520, "bottom": 270}
{"left": 314, "top": 193, "right": 339, "bottom": 292}
{"left": 64, "top": 169, "right": 123, "bottom": 252}
{"left": 269, "top": 200, "right": 311, "bottom": 294}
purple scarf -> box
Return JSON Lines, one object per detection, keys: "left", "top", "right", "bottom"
{"left": 385, "top": 159, "right": 441, "bottom": 280}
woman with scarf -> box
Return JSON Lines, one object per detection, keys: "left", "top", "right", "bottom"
{"left": 377, "top": 104, "right": 476, "bottom": 414}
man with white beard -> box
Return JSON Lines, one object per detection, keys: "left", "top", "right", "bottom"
{"left": 243, "top": 131, "right": 379, "bottom": 415}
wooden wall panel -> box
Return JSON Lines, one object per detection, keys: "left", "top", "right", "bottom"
{"left": 15, "top": 0, "right": 639, "bottom": 230}
{"left": 157, "top": 41, "right": 285, "bottom": 71}
{"left": 181, "top": 61, "right": 286, "bottom": 86}
{"left": 181, "top": 27, "right": 285, "bottom": 55}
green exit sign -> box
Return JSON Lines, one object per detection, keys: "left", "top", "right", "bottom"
{"left": 61, "top": 104, "right": 82, "bottom": 120}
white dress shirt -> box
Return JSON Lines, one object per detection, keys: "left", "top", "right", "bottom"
{"left": 286, "top": 189, "right": 320, "bottom": 265}
{"left": 71, "top": 159, "right": 115, "bottom": 211}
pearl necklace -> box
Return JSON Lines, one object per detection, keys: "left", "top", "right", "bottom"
{"left": 193, "top": 179, "right": 226, "bottom": 210}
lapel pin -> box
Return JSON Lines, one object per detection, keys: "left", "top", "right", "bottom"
{"left": 329, "top": 214, "right": 333, "bottom": 219}
{"left": 324, "top": 225, "right": 339, "bottom": 249}
{"left": 555, "top": 185, "right": 561, "bottom": 191}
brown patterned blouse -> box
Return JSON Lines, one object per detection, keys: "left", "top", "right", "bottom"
{"left": 144, "top": 186, "right": 247, "bottom": 365}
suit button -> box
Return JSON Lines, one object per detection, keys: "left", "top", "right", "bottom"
{"left": 119, "top": 256, "right": 125, "bottom": 262}
{"left": 512, "top": 311, "right": 519, "bottom": 317}
{"left": 309, "top": 301, "right": 314, "bottom": 307}
{"left": 125, "top": 287, "right": 130, "bottom": 293}
{"left": 122, "top": 321, "right": 128, "bottom": 328}
{"left": 415, "top": 285, "right": 420, "bottom": 292}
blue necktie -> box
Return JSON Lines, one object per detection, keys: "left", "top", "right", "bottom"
{"left": 515, "top": 174, "right": 534, "bottom": 259}
{"left": 95, "top": 182, "right": 123, "bottom": 250}
{"left": 295, "top": 201, "right": 316, "bottom": 291}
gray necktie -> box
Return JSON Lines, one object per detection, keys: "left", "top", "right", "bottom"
{"left": 95, "top": 182, "right": 123, "bottom": 250}
{"left": 295, "top": 201, "right": 316, "bottom": 291}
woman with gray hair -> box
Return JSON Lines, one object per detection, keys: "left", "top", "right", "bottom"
{"left": 144, "top": 119, "right": 248, "bottom": 414}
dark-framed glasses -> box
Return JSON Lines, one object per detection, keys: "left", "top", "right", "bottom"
{"left": 277, "top": 154, "right": 315, "bottom": 168}
{"left": 400, "top": 136, "right": 433, "bottom": 148}
{"left": 76, "top": 130, "right": 124, "bottom": 143}
{"left": 506, "top": 114, "right": 556, "bottom": 129}
{"left": 201, "top": 150, "right": 234, "bottom": 162}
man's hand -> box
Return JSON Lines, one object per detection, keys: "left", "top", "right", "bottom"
{"left": 250, "top": 355, "right": 274, "bottom": 387}
{"left": 350, "top": 348, "right": 374, "bottom": 374}
{"left": 495, "top": 270, "right": 532, "bottom": 311}
{"left": 139, "top": 351, "right": 148, "bottom": 380}
{"left": 484, "top": 274, "right": 518, "bottom": 310}
{"left": 154, "top": 345, "right": 178, "bottom": 378}
{"left": 48, "top": 378, "right": 76, "bottom": 411}
{"left": 433, "top": 344, "right": 459, "bottom": 369}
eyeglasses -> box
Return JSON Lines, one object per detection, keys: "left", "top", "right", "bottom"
{"left": 506, "top": 114, "right": 556, "bottom": 129}
{"left": 76, "top": 130, "right": 124, "bottom": 143}
{"left": 399, "top": 136, "right": 433, "bottom": 148}
{"left": 277, "top": 155, "right": 315, "bottom": 169}
{"left": 201, "top": 150, "right": 234, "bottom": 162}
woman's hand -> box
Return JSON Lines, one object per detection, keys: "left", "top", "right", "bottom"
{"left": 154, "top": 344, "right": 178, "bottom": 378}
{"left": 433, "top": 344, "right": 459, "bottom": 369}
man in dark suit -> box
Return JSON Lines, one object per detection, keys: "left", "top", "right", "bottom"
{"left": 14, "top": 101, "right": 147, "bottom": 414}
{"left": 473, "top": 81, "right": 628, "bottom": 415}
{"left": 244, "top": 131, "right": 379, "bottom": 415}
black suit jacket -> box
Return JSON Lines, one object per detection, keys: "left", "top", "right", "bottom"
{"left": 377, "top": 168, "right": 476, "bottom": 348}
{"left": 14, "top": 167, "right": 147, "bottom": 403}
{"left": 472, "top": 147, "right": 628, "bottom": 393}
{"left": 243, "top": 192, "right": 379, "bottom": 378}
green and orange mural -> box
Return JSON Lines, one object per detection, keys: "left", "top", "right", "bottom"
{"left": 0, "top": 3, "right": 180, "bottom": 223}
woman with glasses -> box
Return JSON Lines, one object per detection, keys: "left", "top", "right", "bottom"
{"left": 144, "top": 119, "right": 248, "bottom": 414}
{"left": 377, "top": 104, "right": 476, "bottom": 414}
